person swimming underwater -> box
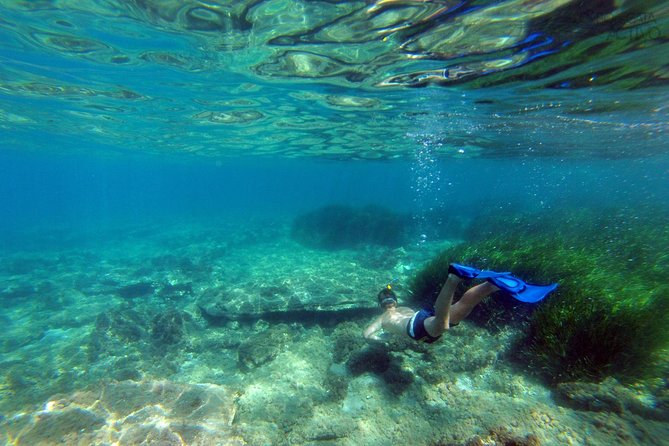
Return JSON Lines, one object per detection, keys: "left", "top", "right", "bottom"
{"left": 363, "top": 263, "right": 558, "bottom": 343}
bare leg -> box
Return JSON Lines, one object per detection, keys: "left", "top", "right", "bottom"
{"left": 434, "top": 274, "right": 460, "bottom": 327}
{"left": 449, "top": 282, "right": 499, "bottom": 325}
{"left": 424, "top": 274, "right": 460, "bottom": 336}
{"left": 425, "top": 275, "right": 500, "bottom": 337}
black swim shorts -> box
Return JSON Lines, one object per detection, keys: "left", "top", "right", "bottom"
{"left": 407, "top": 308, "right": 441, "bottom": 343}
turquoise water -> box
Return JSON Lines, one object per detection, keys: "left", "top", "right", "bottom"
{"left": 1, "top": 1, "right": 668, "bottom": 445}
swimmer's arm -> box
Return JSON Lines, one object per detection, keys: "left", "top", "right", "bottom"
{"left": 363, "top": 316, "right": 384, "bottom": 341}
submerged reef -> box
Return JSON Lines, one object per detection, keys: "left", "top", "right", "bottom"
{"left": 88, "top": 305, "right": 192, "bottom": 381}
{"left": 555, "top": 377, "right": 669, "bottom": 421}
{"left": 2, "top": 219, "right": 667, "bottom": 445}
{"left": 0, "top": 380, "right": 242, "bottom": 445}
{"left": 409, "top": 207, "right": 669, "bottom": 383}
{"left": 462, "top": 427, "right": 541, "bottom": 446}
{"left": 115, "top": 281, "right": 155, "bottom": 299}
{"left": 291, "top": 204, "right": 409, "bottom": 250}
{"left": 237, "top": 324, "right": 294, "bottom": 371}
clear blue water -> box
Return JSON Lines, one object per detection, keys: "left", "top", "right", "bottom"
{"left": 2, "top": 152, "right": 667, "bottom": 242}
{"left": 1, "top": 1, "right": 668, "bottom": 445}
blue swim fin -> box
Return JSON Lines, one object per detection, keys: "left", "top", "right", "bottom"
{"left": 486, "top": 275, "right": 558, "bottom": 303}
{"left": 449, "top": 263, "right": 558, "bottom": 303}
{"left": 448, "top": 263, "right": 483, "bottom": 279}
{"left": 448, "top": 263, "right": 510, "bottom": 279}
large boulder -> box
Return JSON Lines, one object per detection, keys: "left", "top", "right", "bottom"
{"left": 291, "top": 204, "right": 409, "bottom": 250}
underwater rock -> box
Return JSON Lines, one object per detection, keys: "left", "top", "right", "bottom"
{"left": 0, "top": 282, "right": 38, "bottom": 301}
{"left": 450, "top": 348, "right": 497, "bottom": 373}
{"left": 461, "top": 426, "right": 541, "bottom": 446}
{"left": 89, "top": 307, "right": 190, "bottom": 365}
{"left": 323, "top": 363, "right": 349, "bottom": 402}
{"left": 555, "top": 381, "right": 624, "bottom": 413}
{"left": 2, "top": 257, "right": 52, "bottom": 275}
{"left": 151, "top": 254, "right": 204, "bottom": 274}
{"left": 346, "top": 344, "right": 414, "bottom": 394}
{"left": 13, "top": 407, "right": 106, "bottom": 445}
{"left": 197, "top": 294, "right": 230, "bottom": 323}
{"left": 116, "top": 281, "right": 154, "bottom": 299}
{"left": 331, "top": 322, "right": 367, "bottom": 363}
{"left": 92, "top": 308, "right": 147, "bottom": 345}
{"left": 197, "top": 284, "right": 377, "bottom": 323}
{"left": 289, "top": 409, "right": 356, "bottom": 443}
{"left": 291, "top": 204, "right": 409, "bottom": 250}
{"left": 555, "top": 378, "right": 669, "bottom": 421}
{"left": 0, "top": 380, "right": 242, "bottom": 445}
{"left": 87, "top": 308, "right": 148, "bottom": 370}
{"left": 381, "top": 363, "right": 414, "bottom": 395}
{"left": 237, "top": 324, "right": 293, "bottom": 371}
{"left": 158, "top": 282, "right": 193, "bottom": 299}
{"left": 1, "top": 365, "right": 52, "bottom": 413}
{"left": 150, "top": 309, "right": 185, "bottom": 347}
{"left": 347, "top": 344, "right": 391, "bottom": 376}
{"left": 74, "top": 273, "right": 108, "bottom": 295}
{"left": 237, "top": 392, "right": 315, "bottom": 439}
{"left": 234, "top": 333, "right": 329, "bottom": 441}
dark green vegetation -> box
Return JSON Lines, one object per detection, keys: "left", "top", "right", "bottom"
{"left": 330, "top": 322, "right": 415, "bottom": 395}
{"left": 291, "top": 205, "right": 408, "bottom": 250}
{"left": 409, "top": 207, "right": 669, "bottom": 383}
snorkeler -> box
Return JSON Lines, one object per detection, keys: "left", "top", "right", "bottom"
{"left": 363, "top": 263, "right": 558, "bottom": 343}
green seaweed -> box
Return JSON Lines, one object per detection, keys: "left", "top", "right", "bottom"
{"left": 527, "top": 285, "right": 669, "bottom": 382}
{"left": 347, "top": 344, "right": 391, "bottom": 376}
{"left": 409, "top": 207, "right": 669, "bottom": 382}
{"left": 150, "top": 309, "right": 185, "bottom": 348}
{"left": 331, "top": 322, "right": 366, "bottom": 363}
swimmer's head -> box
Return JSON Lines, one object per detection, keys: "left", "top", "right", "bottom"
{"left": 377, "top": 285, "right": 397, "bottom": 308}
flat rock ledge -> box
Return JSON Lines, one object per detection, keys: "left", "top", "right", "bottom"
{"left": 197, "top": 285, "right": 377, "bottom": 324}
{"left": 1, "top": 380, "right": 242, "bottom": 446}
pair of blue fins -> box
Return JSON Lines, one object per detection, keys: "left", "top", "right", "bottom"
{"left": 449, "top": 263, "right": 558, "bottom": 303}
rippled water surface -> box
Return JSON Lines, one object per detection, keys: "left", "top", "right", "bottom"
{"left": 1, "top": 0, "right": 667, "bottom": 159}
